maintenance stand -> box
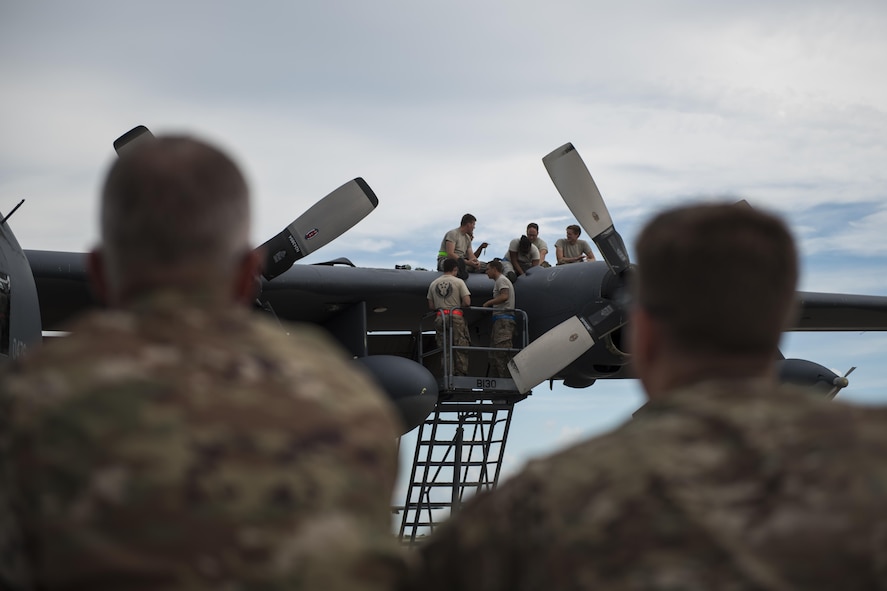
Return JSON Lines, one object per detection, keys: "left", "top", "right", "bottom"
{"left": 397, "top": 306, "right": 530, "bottom": 546}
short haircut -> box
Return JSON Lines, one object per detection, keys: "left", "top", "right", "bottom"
{"left": 566, "top": 224, "right": 581, "bottom": 237}
{"left": 527, "top": 223, "right": 539, "bottom": 232}
{"left": 461, "top": 213, "right": 477, "bottom": 226}
{"left": 442, "top": 258, "right": 459, "bottom": 273}
{"left": 487, "top": 259, "right": 503, "bottom": 272}
{"left": 100, "top": 136, "right": 251, "bottom": 283}
{"left": 635, "top": 203, "right": 798, "bottom": 356}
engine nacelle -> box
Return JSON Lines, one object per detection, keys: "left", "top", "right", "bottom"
{"left": 354, "top": 355, "right": 438, "bottom": 435}
{"left": 777, "top": 358, "right": 848, "bottom": 398}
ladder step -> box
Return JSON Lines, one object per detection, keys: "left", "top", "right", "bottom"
{"left": 405, "top": 481, "right": 496, "bottom": 488}
{"left": 413, "top": 459, "right": 498, "bottom": 464}
{"left": 422, "top": 420, "right": 503, "bottom": 426}
{"left": 416, "top": 438, "right": 505, "bottom": 443}
{"left": 399, "top": 395, "right": 516, "bottom": 546}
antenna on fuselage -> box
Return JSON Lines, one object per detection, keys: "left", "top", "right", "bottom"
{"left": 1, "top": 199, "right": 25, "bottom": 225}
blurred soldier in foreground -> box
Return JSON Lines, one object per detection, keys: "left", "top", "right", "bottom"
{"left": 0, "top": 136, "right": 402, "bottom": 590}
{"left": 405, "top": 204, "right": 887, "bottom": 590}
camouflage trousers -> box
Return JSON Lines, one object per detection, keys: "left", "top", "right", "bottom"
{"left": 435, "top": 315, "right": 470, "bottom": 376}
{"left": 489, "top": 318, "right": 515, "bottom": 378}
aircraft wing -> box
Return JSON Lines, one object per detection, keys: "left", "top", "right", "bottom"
{"left": 259, "top": 263, "right": 435, "bottom": 332}
{"left": 24, "top": 250, "right": 887, "bottom": 335}
{"left": 25, "top": 250, "right": 445, "bottom": 333}
{"left": 792, "top": 291, "right": 887, "bottom": 331}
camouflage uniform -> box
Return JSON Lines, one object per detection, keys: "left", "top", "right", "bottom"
{"left": 406, "top": 379, "right": 887, "bottom": 591}
{"left": 427, "top": 274, "right": 471, "bottom": 376}
{"left": 0, "top": 290, "right": 404, "bottom": 591}
{"left": 0, "top": 428, "right": 29, "bottom": 591}
{"left": 488, "top": 274, "right": 515, "bottom": 379}
{"left": 437, "top": 315, "right": 470, "bottom": 376}
{"left": 488, "top": 319, "right": 515, "bottom": 378}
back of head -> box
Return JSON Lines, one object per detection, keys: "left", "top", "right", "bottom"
{"left": 99, "top": 135, "right": 251, "bottom": 296}
{"left": 635, "top": 203, "right": 798, "bottom": 357}
{"left": 518, "top": 235, "right": 531, "bottom": 254}
{"left": 442, "top": 258, "right": 459, "bottom": 273}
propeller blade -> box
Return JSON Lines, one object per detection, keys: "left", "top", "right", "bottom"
{"left": 508, "top": 301, "right": 627, "bottom": 394}
{"left": 113, "top": 125, "right": 155, "bottom": 155}
{"left": 826, "top": 366, "right": 857, "bottom": 400}
{"left": 508, "top": 316, "right": 594, "bottom": 394}
{"left": 543, "top": 143, "right": 630, "bottom": 275}
{"left": 112, "top": 126, "right": 379, "bottom": 280}
{"left": 259, "top": 178, "right": 378, "bottom": 279}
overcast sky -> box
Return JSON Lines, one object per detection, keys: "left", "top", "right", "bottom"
{"left": 3, "top": 1, "right": 887, "bottom": 505}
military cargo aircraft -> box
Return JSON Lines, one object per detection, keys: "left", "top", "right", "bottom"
{"left": 4, "top": 133, "right": 887, "bottom": 437}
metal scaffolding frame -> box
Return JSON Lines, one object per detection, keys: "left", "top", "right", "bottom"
{"left": 397, "top": 307, "right": 530, "bottom": 546}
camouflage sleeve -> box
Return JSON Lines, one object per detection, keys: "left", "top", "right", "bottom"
{"left": 403, "top": 466, "right": 560, "bottom": 591}
{"left": 2, "top": 313, "right": 405, "bottom": 591}
{"left": 265, "top": 323, "right": 409, "bottom": 591}
{"left": 406, "top": 391, "right": 887, "bottom": 591}
{"left": 0, "top": 391, "right": 31, "bottom": 591}
{"left": 402, "top": 422, "right": 761, "bottom": 591}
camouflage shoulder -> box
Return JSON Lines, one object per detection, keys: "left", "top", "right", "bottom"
{"left": 248, "top": 315, "right": 403, "bottom": 433}
{"left": 412, "top": 428, "right": 644, "bottom": 589}
{"left": 0, "top": 445, "right": 31, "bottom": 591}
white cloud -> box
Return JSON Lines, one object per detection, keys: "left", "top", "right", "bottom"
{"left": 4, "top": 1, "right": 887, "bottom": 500}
